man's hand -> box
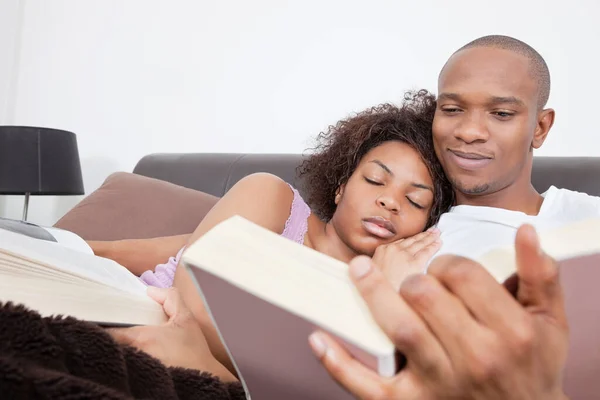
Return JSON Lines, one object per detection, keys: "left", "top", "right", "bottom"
{"left": 310, "top": 224, "right": 569, "bottom": 399}
{"left": 108, "top": 287, "right": 237, "bottom": 382}
{"left": 372, "top": 227, "right": 441, "bottom": 291}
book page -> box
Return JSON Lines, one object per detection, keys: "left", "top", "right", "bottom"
{"left": 182, "top": 215, "right": 394, "bottom": 357}
{"left": 0, "top": 274, "right": 167, "bottom": 326}
{"left": 0, "top": 229, "right": 146, "bottom": 295}
{"left": 476, "top": 218, "right": 600, "bottom": 282}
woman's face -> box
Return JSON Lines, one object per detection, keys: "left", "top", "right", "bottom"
{"left": 330, "top": 140, "right": 434, "bottom": 256}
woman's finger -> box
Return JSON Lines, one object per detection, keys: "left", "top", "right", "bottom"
{"left": 396, "top": 229, "right": 439, "bottom": 251}
{"left": 412, "top": 240, "right": 442, "bottom": 265}
{"left": 146, "top": 286, "right": 169, "bottom": 304}
{"left": 148, "top": 287, "right": 190, "bottom": 322}
{"left": 106, "top": 326, "right": 144, "bottom": 346}
{"left": 403, "top": 233, "right": 440, "bottom": 257}
{"left": 394, "top": 231, "right": 430, "bottom": 249}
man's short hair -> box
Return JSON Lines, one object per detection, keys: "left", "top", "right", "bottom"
{"left": 453, "top": 35, "right": 551, "bottom": 109}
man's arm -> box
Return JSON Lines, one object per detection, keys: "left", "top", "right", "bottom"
{"left": 311, "top": 225, "right": 569, "bottom": 400}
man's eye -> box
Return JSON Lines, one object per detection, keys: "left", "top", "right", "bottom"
{"left": 442, "top": 107, "right": 461, "bottom": 114}
{"left": 364, "top": 178, "right": 383, "bottom": 186}
{"left": 493, "top": 111, "right": 514, "bottom": 118}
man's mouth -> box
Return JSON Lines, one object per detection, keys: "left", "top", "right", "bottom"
{"left": 448, "top": 149, "right": 493, "bottom": 169}
{"left": 362, "top": 216, "right": 396, "bottom": 239}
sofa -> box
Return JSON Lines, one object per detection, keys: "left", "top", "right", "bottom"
{"left": 54, "top": 153, "right": 600, "bottom": 399}
{"left": 54, "top": 153, "right": 600, "bottom": 241}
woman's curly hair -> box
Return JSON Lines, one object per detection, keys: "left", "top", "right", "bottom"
{"left": 298, "top": 90, "right": 454, "bottom": 228}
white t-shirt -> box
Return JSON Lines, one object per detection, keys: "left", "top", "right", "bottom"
{"left": 432, "top": 186, "right": 600, "bottom": 262}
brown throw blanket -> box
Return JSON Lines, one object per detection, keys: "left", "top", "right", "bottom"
{"left": 0, "top": 302, "right": 246, "bottom": 400}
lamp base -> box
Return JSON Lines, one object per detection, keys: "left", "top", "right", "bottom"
{"left": 22, "top": 192, "right": 30, "bottom": 222}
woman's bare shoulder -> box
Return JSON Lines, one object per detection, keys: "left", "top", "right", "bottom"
{"left": 215, "top": 173, "right": 296, "bottom": 233}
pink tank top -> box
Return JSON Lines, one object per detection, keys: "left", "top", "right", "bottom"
{"left": 139, "top": 185, "right": 311, "bottom": 288}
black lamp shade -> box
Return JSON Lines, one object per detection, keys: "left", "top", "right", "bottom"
{"left": 0, "top": 126, "right": 84, "bottom": 195}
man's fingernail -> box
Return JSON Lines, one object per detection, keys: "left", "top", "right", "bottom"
{"left": 526, "top": 225, "right": 543, "bottom": 255}
{"left": 349, "top": 256, "right": 372, "bottom": 279}
{"left": 324, "top": 347, "right": 336, "bottom": 364}
{"left": 309, "top": 332, "right": 328, "bottom": 358}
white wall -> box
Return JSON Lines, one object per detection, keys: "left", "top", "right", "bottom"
{"left": 0, "top": 0, "right": 22, "bottom": 123}
{"left": 0, "top": 0, "right": 24, "bottom": 218}
{"left": 3, "top": 0, "right": 600, "bottom": 225}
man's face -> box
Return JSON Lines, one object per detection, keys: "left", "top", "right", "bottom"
{"left": 432, "top": 47, "right": 542, "bottom": 196}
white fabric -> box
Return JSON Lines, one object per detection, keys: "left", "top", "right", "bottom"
{"left": 432, "top": 186, "right": 600, "bottom": 262}
{"left": 43, "top": 227, "right": 94, "bottom": 255}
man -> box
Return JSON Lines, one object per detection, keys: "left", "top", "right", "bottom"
{"left": 432, "top": 35, "right": 600, "bottom": 260}
{"left": 310, "top": 35, "right": 598, "bottom": 399}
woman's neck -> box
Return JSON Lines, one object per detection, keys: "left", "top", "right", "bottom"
{"left": 304, "top": 214, "right": 360, "bottom": 264}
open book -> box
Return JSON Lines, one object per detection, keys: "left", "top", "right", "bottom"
{"left": 0, "top": 228, "right": 166, "bottom": 326}
{"left": 182, "top": 215, "right": 600, "bottom": 400}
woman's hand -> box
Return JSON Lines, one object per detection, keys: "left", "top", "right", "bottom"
{"left": 371, "top": 227, "right": 441, "bottom": 291}
{"left": 107, "top": 287, "right": 237, "bottom": 382}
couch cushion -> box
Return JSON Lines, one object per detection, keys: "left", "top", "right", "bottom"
{"left": 133, "top": 153, "right": 306, "bottom": 198}
{"left": 54, "top": 172, "right": 219, "bottom": 241}
{"left": 133, "top": 154, "right": 600, "bottom": 198}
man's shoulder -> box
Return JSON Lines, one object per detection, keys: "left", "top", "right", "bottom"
{"left": 432, "top": 187, "right": 600, "bottom": 263}
{"left": 545, "top": 185, "right": 598, "bottom": 198}
{"left": 544, "top": 186, "right": 600, "bottom": 212}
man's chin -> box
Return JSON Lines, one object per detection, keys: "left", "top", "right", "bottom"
{"left": 451, "top": 179, "right": 490, "bottom": 196}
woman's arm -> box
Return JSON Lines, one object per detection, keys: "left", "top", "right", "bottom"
{"left": 174, "top": 173, "right": 295, "bottom": 312}
{"left": 172, "top": 173, "right": 296, "bottom": 373}
{"left": 89, "top": 234, "right": 191, "bottom": 276}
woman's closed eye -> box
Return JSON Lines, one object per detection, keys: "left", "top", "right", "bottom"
{"left": 364, "top": 177, "right": 383, "bottom": 186}
{"left": 407, "top": 197, "right": 425, "bottom": 210}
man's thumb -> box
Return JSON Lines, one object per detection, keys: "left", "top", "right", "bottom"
{"left": 514, "top": 224, "right": 565, "bottom": 319}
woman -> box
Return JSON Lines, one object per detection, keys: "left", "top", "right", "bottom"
{"left": 95, "top": 89, "right": 454, "bottom": 378}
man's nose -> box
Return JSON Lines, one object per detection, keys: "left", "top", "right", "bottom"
{"left": 454, "top": 112, "right": 489, "bottom": 143}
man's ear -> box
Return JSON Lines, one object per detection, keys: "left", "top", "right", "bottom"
{"left": 532, "top": 108, "right": 555, "bottom": 149}
{"left": 334, "top": 184, "right": 345, "bottom": 205}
